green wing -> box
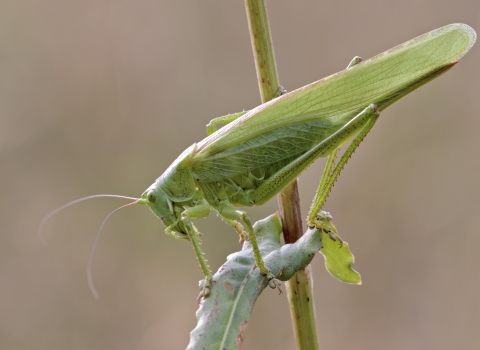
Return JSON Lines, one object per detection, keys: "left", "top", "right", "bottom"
{"left": 190, "top": 24, "right": 475, "bottom": 182}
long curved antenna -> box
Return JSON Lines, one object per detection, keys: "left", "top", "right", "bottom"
{"left": 38, "top": 194, "right": 139, "bottom": 245}
{"left": 87, "top": 200, "right": 139, "bottom": 299}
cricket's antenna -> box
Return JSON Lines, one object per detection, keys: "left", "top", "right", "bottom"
{"left": 38, "top": 194, "right": 139, "bottom": 245}
{"left": 87, "top": 200, "right": 139, "bottom": 299}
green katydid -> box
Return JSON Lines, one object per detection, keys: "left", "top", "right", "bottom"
{"left": 40, "top": 23, "right": 475, "bottom": 299}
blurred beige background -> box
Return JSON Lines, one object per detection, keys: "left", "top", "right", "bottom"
{"left": 1, "top": 1, "right": 479, "bottom": 349}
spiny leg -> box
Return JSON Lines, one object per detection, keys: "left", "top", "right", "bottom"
{"left": 217, "top": 202, "right": 282, "bottom": 292}
{"left": 307, "top": 107, "right": 380, "bottom": 225}
{"left": 253, "top": 104, "right": 379, "bottom": 206}
{"left": 308, "top": 147, "right": 337, "bottom": 222}
{"left": 178, "top": 200, "right": 213, "bottom": 301}
{"left": 211, "top": 206, "right": 248, "bottom": 243}
{"left": 307, "top": 55, "right": 364, "bottom": 222}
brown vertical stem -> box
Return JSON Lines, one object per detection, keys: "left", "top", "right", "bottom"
{"left": 244, "top": 1, "right": 319, "bottom": 349}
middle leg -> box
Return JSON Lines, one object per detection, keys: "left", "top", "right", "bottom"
{"left": 217, "top": 202, "right": 280, "bottom": 290}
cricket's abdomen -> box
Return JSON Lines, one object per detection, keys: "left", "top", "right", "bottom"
{"left": 197, "top": 152, "right": 310, "bottom": 208}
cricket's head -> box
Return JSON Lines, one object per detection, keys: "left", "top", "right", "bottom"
{"left": 139, "top": 181, "right": 178, "bottom": 231}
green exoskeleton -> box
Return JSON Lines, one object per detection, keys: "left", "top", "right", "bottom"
{"left": 40, "top": 24, "right": 476, "bottom": 300}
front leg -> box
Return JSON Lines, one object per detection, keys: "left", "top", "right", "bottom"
{"left": 179, "top": 199, "right": 213, "bottom": 301}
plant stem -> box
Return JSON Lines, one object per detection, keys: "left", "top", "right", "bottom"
{"left": 244, "top": 0, "right": 279, "bottom": 101}
{"left": 244, "top": 1, "right": 320, "bottom": 349}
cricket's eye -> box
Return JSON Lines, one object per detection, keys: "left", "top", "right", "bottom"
{"left": 147, "top": 190, "right": 156, "bottom": 203}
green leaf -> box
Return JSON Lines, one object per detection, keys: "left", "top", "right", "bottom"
{"left": 318, "top": 220, "right": 361, "bottom": 284}
{"left": 187, "top": 213, "right": 324, "bottom": 349}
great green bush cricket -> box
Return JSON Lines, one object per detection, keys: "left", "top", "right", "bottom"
{"left": 40, "top": 23, "right": 475, "bottom": 299}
